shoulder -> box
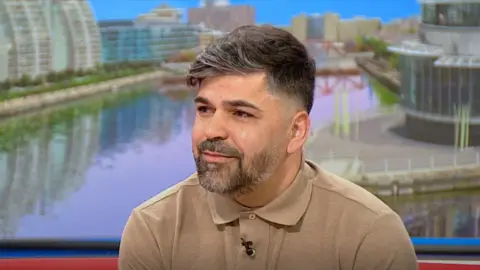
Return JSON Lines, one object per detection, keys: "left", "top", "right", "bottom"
{"left": 134, "top": 173, "right": 206, "bottom": 220}
{"left": 120, "top": 176, "right": 204, "bottom": 269}
{"left": 307, "top": 160, "right": 398, "bottom": 220}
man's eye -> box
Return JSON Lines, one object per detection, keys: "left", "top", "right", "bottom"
{"left": 197, "top": 106, "right": 212, "bottom": 114}
{"left": 233, "top": 110, "right": 253, "bottom": 118}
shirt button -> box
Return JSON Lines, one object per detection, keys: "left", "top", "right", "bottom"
{"left": 248, "top": 213, "right": 256, "bottom": 220}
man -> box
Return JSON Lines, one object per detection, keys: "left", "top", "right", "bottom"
{"left": 119, "top": 25, "right": 418, "bottom": 270}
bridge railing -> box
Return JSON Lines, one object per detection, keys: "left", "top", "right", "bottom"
{"left": 313, "top": 149, "right": 480, "bottom": 174}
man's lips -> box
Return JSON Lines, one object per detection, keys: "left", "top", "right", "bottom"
{"left": 202, "top": 151, "right": 234, "bottom": 158}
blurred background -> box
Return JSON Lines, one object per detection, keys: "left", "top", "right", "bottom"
{"left": 0, "top": 0, "right": 479, "bottom": 268}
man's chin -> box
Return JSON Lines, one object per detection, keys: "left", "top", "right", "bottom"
{"left": 198, "top": 176, "right": 254, "bottom": 197}
{"left": 199, "top": 179, "right": 235, "bottom": 195}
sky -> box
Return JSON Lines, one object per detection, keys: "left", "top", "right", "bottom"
{"left": 89, "top": 0, "right": 421, "bottom": 25}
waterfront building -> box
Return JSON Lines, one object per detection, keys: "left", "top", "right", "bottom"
{"left": 188, "top": 0, "right": 255, "bottom": 32}
{"left": 389, "top": 0, "right": 480, "bottom": 145}
{"left": 98, "top": 20, "right": 153, "bottom": 63}
{"left": 0, "top": 0, "right": 102, "bottom": 80}
{"left": 290, "top": 12, "right": 380, "bottom": 42}
{"left": 99, "top": 4, "right": 200, "bottom": 64}
{"left": 45, "top": 0, "right": 102, "bottom": 72}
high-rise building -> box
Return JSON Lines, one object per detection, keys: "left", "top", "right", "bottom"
{"left": 188, "top": 0, "right": 255, "bottom": 32}
{"left": 99, "top": 4, "right": 201, "bottom": 64}
{"left": 0, "top": 0, "right": 102, "bottom": 80}
{"left": 388, "top": 0, "right": 480, "bottom": 145}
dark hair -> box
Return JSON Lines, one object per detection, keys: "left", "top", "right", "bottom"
{"left": 186, "top": 25, "right": 316, "bottom": 114}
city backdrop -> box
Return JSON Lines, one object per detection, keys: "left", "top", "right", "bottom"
{"left": 0, "top": 0, "right": 419, "bottom": 84}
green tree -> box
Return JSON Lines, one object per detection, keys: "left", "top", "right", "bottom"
{"left": 75, "top": 69, "right": 85, "bottom": 77}
{"left": 0, "top": 79, "right": 11, "bottom": 91}
{"left": 85, "top": 68, "right": 97, "bottom": 76}
{"left": 388, "top": 54, "right": 399, "bottom": 69}
{"left": 17, "top": 74, "right": 32, "bottom": 87}
{"left": 64, "top": 68, "right": 75, "bottom": 78}
{"left": 46, "top": 71, "right": 57, "bottom": 83}
{"left": 31, "top": 76, "right": 43, "bottom": 86}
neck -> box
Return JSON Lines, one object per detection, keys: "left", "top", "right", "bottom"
{"left": 234, "top": 152, "right": 303, "bottom": 208}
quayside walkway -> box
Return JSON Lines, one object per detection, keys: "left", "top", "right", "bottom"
{"left": 305, "top": 108, "right": 480, "bottom": 195}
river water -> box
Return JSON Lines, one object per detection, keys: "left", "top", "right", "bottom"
{"left": 1, "top": 77, "right": 479, "bottom": 240}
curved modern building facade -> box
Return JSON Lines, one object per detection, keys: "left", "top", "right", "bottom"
{"left": 55, "top": 0, "right": 102, "bottom": 70}
{"left": 0, "top": 0, "right": 101, "bottom": 80}
{"left": 389, "top": 0, "right": 480, "bottom": 145}
{"left": 0, "top": 0, "right": 52, "bottom": 78}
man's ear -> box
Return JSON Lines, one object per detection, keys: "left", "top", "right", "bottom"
{"left": 287, "top": 111, "right": 310, "bottom": 154}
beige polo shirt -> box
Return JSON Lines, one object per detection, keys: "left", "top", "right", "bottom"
{"left": 119, "top": 160, "right": 418, "bottom": 270}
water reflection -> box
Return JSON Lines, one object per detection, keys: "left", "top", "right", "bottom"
{"left": 388, "top": 193, "right": 480, "bottom": 238}
{"left": 0, "top": 115, "right": 100, "bottom": 238}
{"left": 0, "top": 85, "right": 197, "bottom": 239}
{"left": 0, "top": 76, "right": 479, "bottom": 240}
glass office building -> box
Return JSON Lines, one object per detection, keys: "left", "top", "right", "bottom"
{"left": 0, "top": 0, "right": 102, "bottom": 79}
{"left": 388, "top": 0, "right": 480, "bottom": 145}
{"left": 99, "top": 17, "right": 201, "bottom": 64}
{"left": 99, "top": 20, "right": 153, "bottom": 63}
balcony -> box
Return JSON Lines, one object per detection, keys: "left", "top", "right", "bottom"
{"left": 388, "top": 40, "right": 444, "bottom": 57}
{"left": 420, "top": 23, "right": 480, "bottom": 55}
{"left": 435, "top": 55, "right": 480, "bottom": 68}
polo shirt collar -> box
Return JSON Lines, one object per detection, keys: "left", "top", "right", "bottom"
{"left": 207, "top": 159, "right": 315, "bottom": 226}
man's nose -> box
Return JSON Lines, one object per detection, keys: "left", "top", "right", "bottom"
{"left": 204, "top": 113, "right": 228, "bottom": 140}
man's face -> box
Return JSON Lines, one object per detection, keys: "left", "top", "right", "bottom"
{"left": 192, "top": 73, "right": 290, "bottom": 196}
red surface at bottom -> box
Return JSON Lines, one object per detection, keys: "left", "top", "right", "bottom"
{"left": 1, "top": 258, "right": 480, "bottom": 270}
{"left": 0, "top": 258, "right": 117, "bottom": 270}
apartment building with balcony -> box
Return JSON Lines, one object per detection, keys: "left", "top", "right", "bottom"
{"left": 389, "top": 0, "right": 480, "bottom": 145}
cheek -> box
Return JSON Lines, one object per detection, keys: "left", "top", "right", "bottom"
{"left": 231, "top": 128, "right": 263, "bottom": 153}
{"left": 191, "top": 122, "right": 203, "bottom": 147}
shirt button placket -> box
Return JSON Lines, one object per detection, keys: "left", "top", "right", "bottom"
{"left": 236, "top": 212, "right": 264, "bottom": 270}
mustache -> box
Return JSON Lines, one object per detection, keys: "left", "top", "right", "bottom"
{"left": 198, "top": 139, "right": 242, "bottom": 158}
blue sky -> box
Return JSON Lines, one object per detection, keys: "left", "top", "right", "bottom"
{"left": 90, "top": 0, "right": 420, "bottom": 25}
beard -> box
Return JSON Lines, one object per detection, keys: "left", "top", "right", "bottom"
{"left": 194, "top": 139, "right": 281, "bottom": 196}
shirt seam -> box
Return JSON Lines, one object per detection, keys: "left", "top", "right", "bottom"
{"left": 137, "top": 181, "right": 201, "bottom": 211}
{"left": 311, "top": 182, "right": 389, "bottom": 217}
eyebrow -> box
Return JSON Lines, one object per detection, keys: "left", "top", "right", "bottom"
{"left": 194, "top": 96, "right": 262, "bottom": 111}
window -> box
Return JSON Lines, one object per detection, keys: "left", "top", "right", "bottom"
{"left": 422, "top": 3, "right": 480, "bottom": 26}
{"left": 422, "top": 4, "right": 437, "bottom": 25}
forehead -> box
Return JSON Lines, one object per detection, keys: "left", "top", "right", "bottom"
{"left": 198, "top": 73, "right": 278, "bottom": 104}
